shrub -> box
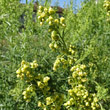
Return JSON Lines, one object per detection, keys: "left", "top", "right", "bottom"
{"left": 0, "top": 0, "right": 110, "bottom": 110}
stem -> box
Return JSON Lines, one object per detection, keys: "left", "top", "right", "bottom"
{"left": 58, "top": 30, "right": 68, "bottom": 52}
{"left": 26, "top": 0, "right": 28, "bottom": 4}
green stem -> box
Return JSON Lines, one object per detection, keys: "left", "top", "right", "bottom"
{"left": 58, "top": 31, "right": 68, "bottom": 52}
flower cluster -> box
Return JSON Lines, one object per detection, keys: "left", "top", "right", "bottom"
{"left": 38, "top": 6, "right": 55, "bottom": 26}
{"left": 64, "top": 64, "right": 100, "bottom": 110}
{"left": 16, "top": 60, "right": 51, "bottom": 102}
{"left": 38, "top": 92, "right": 64, "bottom": 110}
{"left": 36, "top": 76, "right": 50, "bottom": 92}
{"left": 53, "top": 45, "right": 77, "bottom": 71}
{"left": 70, "top": 64, "right": 87, "bottom": 83}
{"left": 53, "top": 55, "right": 67, "bottom": 71}
{"left": 104, "top": 0, "right": 110, "bottom": 21}
{"left": 37, "top": 5, "right": 66, "bottom": 51}
{"left": 64, "top": 85, "right": 99, "bottom": 110}
{"left": 22, "top": 85, "right": 35, "bottom": 102}
{"left": 68, "top": 45, "right": 77, "bottom": 65}
{"left": 104, "top": 0, "right": 110, "bottom": 12}
{"left": 16, "top": 60, "right": 38, "bottom": 81}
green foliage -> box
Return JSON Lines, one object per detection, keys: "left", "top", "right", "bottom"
{"left": 0, "top": 0, "right": 110, "bottom": 110}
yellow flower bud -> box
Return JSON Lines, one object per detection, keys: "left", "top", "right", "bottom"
{"left": 38, "top": 101, "right": 42, "bottom": 107}
{"left": 48, "top": 7, "right": 55, "bottom": 14}
{"left": 49, "top": 43, "right": 53, "bottom": 48}
{"left": 48, "top": 28, "right": 52, "bottom": 32}
{"left": 107, "top": 12, "right": 110, "bottom": 16}
{"left": 38, "top": 16, "right": 41, "bottom": 20}
{"left": 92, "top": 107, "right": 96, "bottom": 110}
{"left": 44, "top": 108, "right": 47, "bottom": 110}
{"left": 37, "top": 81, "right": 42, "bottom": 87}
{"left": 26, "top": 87, "right": 31, "bottom": 92}
{"left": 49, "top": 21, "right": 52, "bottom": 26}
{"left": 54, "top": 43, "right": 58, "bottom": 49}
{"left": 46, "top": 97, "right": 53, "bottom": 105}
{"left": 42, "top": 18, "right": 45, "bottom": 22}
{"left": 88, "top": 97, "right": 92, "bottom": 101}
{"left": 62, "top": 24, "right": 66, "bottom": 27}
{"left": 94, "top": 97, "right": 98, "bottom": 102}
{"left": 85, "top": 102, "right": 89, "bottom": 106}
{"left": 67, "top": 101, "right": 71, "bottom": 105}
{"left": 53, "top": 67, "right": 56, "bottom": 71}
{"left": 48, "top": 16, "right": 53, "bottom": 21}
{"left": 22, "top": 91, "right": 26, "bottom": 95}
{"left": 46, "top": 18, "right": 49, "bottom": 23}
{"left": 72, "top": 73, "right": 77, "bottom": 78}
{"left": 70, "top": 66, "right": 76, "bottom": 71}
{"left": 51, "top": 31, "right": 59, "bottom": 40}
{"left": 60, "top": 17, "right": 65, "bottom": 23}
{"left": 26, "top": 99, "right": 31, "bottom": 102}
{"left": 80, "top": 65, "right": 86, "bottom": 69}
{"left": 64, "top": 103, "right": 68, "bottom": 106}
{"left": 38, "top": 10, "right": 42, "bottom": 14}
{"left": 39, "top": 6, "right": 43, "bottom": 10}
{"left": 40, "top": 22, "right": 43, "bottom": 26}
{"left": 23, "top": 64, "right": 28, "bottom": 70}
{"left": 21, "top": 60, "right": 25, "bottom": 65}
{"left": 81, "top": 78, "right": 87, "bottom": 82}
{"left": 16, "top": 69, "right": 21, "bottom": 74}
{"left": 69, "top": 98, "right": 74, "bottom": 105}
{"left": 41, "top": 12, "right": 46, "bottom": 18}
{"left": 43, "top": 76, "right": 50, "bottom": 83}
{"left": 17, "top": 74, "right": 20, "bottom": 78}
{"left": 78, "top": 72, "right": 83, "bottom": 77}
{"left": 54, "top": 19, "right": 59, "bottom": 24}
{"left": 83, "top": 95, "right": 87, "bottom": 99}
{"left": 44, "top": 7, "right": 48, "bottom": 13}
{"left": 23, "top": 95, "right": 27, "bottom": 100}
{"left": 37, "top": 81, "right": 44, "bottom": 89}
{"left": 68, "top": 89, "right": 74, "bottom": 96}
{"left": 51, "top": 31, "right": 57, "bottom": 37}
{"left": 21, "top": 68, "right": 25, "bottom": 72}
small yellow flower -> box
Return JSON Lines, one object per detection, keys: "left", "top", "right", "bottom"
{"left": 16, "top": 69, "right": 21, "bottom": 74}
{"left": 54, "top": 43, "right": 58, "bottom": 49}
{"left": 39, "top": 6, "right": 43, "bottom": 10}
{"left": 54, "top": 19, "right": 59, "bottom": 24}
{"left": 41, "top": 12, "right": 46, "bottom": 18}
{"left": 85, "top": 102, "right": 89, "bottom": 106}
{"left": 48, "top": 7, "right": 55, "bottom": 14}
{"left": 23, "top": 95, "right": 27, "bottom": 100}
{"left": 21, "top": 68, "right": 25, "bottom": 72}
{"left": 43, "top": 76, "right": 50, "bottom": 83}
{"left": 38, "top": 101, "right": 42, "bottom": 107}
{"left": 38, "top": 16, "right": 41, "bottom": 20}
{"left": 17, "top": 74, "right": 20, "bottom": 78}
{"left": 21, "top": 60, "right": 25, "bottom": 65}
{"left": 51, "top": 31, "right": 59, "bottom": 40}
{"left": 40, "top": 22, "right": 43, "bottom": 26}
{"left": 49, "top": 21, "right": 52, "bottom": 26}
{"left": 44, "top": 7, "right": 48, "bottom": 13}
{"left": 22, "top": 91, "right": 26, "bottom": 95}
{"left": 37, "top": 81, "right": 42, "bottom": 86}
{"left": 94, "top": 97, "right": 98, "bottom": 102}
{"left": 46, "top": 97, "right": 53, "bottom": 105}
{"left": 49, "top": 43, "right": 53, "bottom": 48}
{"left": 26, "top": 99, "right": 31, "bottom": 102}
{"left": 48, "top": 16, "right": 53, "bottom": 21}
